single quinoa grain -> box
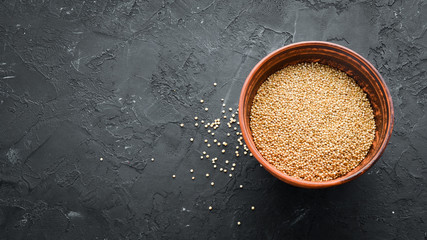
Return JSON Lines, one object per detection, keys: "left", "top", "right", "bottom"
{"left": 250, "top": 62, "right": 376, "bottom": 181}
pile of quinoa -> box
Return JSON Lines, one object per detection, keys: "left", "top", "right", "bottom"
{"left": 250, "top": 62, "right": 376, "bottom": 181}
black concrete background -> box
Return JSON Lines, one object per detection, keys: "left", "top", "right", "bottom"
{"left": 0, "top": 0, "right": 426, "bottom": 239}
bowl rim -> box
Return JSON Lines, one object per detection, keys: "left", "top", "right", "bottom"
{"left": 238, "top": 41, "right": 394, "bottom": 189}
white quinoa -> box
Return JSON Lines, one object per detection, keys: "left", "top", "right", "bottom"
{"left": 250, "top": 62, "right": 376, "bottom": 181}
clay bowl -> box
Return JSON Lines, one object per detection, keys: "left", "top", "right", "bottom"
{"left": 238, "top": 41, "right": 394, "bottom": 189}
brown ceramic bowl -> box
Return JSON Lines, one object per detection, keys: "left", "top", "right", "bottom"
{"left": 239, "top": 41, "right": 394, "bottom": 189}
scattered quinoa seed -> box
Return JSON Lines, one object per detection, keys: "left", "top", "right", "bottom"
{"left": 172, "top": 175, "right": 176, "bottom": 178}
{"left": 209, "top": 206, "right": 213, "bottom": 210}
{"left": 211, "top": 182, "right": 215, "bottom": 186}
{"left": 240, "top": 185, "right": 243, "bottom": 189}
{"left": 190, "top": 138, "right": 194, "bottom": 142}
{"left": 237, "top": 221, "right": 241, "bottom": 226}
{"left": 180, "top": 123, "right": 184, "bottom": 127}
{"left": 100, "top": 157, "right": 103, "bottom": 161}
{"left": 200, "top": 99, "right": 204, "bottom": 103}
{"left": 204, "top": 107, "right": 208, "bottom": 111}
{"left": 206, "top": 173, "right": 210, "bottom": 177}
{"left": 251, "top": 206, "right": 255, "bottom": 210}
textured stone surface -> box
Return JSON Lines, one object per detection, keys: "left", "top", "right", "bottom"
{"left": 0, "top": 0, "right": 426, "bottom": 239}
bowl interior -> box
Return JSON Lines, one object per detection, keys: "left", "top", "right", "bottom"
{"left": 240, "top": 42, "right": 394, "bottom": 188}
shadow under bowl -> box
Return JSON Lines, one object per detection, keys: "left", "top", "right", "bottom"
{"left": 238, "top": 41, "right": 394, "bottom": 189}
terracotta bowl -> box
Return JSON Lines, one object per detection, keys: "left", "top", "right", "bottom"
{"left": 238, "top": 41, "right": 394, "bottom": 189}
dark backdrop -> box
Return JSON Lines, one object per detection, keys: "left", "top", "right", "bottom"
{"left": 0, "top": 0, "right": 426, "bottom": 239}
